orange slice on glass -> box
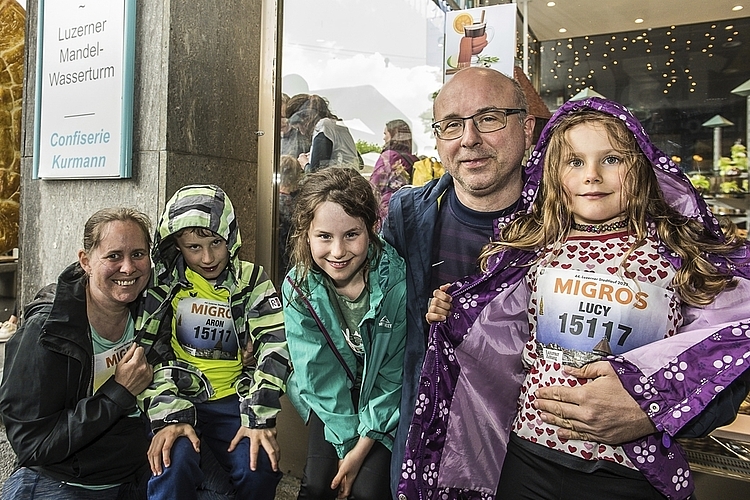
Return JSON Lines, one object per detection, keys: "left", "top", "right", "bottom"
{"left": 453, "top": 13, "right": 474, "bottom": 34}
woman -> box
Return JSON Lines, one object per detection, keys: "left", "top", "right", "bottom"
{"left": 369, "top": 119, "right": 419, "bottom": 218}
{"left": 287, "top": 94, "right": 363, "bottom": 172}
{"left": 0, "top": 208, "right": 154, "bottom": 500}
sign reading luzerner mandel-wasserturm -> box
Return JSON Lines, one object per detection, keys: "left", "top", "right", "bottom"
{"left": 34, "top": 0, "right": 136, "bottom": 179}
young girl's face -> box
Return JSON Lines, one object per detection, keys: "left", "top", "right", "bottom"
{"left": 308, "top": 200, "right": 370, "bottom": 293}
{"left": 561, "top": 122, "right": 628, "bottom": 226}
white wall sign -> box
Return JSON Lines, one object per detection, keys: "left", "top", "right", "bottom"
{"left": 444, "top": 4, "right": 516, "bottom": 81}
{"left": 33, "top": 0, "right": 136, "bottom": 179}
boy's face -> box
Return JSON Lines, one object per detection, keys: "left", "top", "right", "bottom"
{"left": 174, "top": 230, "right": 230, "bottom": 281}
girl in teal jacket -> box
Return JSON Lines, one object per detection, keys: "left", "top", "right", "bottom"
{"left": 282, "top": 167, "right": 407, "bottom": 500}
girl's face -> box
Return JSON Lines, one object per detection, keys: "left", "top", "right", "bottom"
{"left": 308, "top": 201, "right": 369, "bottom": 295}
{"left": 383, "top": 128, "right": 392, "bottom": 143}
{"left": 561, "top": 122, "right": 628, "bottom": 226}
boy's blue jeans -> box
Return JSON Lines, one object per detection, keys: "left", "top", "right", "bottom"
{"left": 147, "top": 395, "right": 282, "bottom": 500}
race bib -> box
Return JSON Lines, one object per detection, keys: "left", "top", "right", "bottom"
{"left": 93, "top": 340, "right": 133, "bottom": 393}
{"left": 536, "top": 267, "right": 673, "bottom": 365}
{"left": 175, "top": 297, "right": 238, "bottom": 357}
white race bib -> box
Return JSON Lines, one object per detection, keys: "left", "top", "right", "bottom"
{"left": 536, "top": 267, "right": 673, "bottom": 364}
{"left": 175, "top": 297, "right": 238, "bottom": 356}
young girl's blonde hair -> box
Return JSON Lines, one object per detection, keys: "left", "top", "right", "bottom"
{"left": 480, "top": 110, "right": 741, "bottom": 306}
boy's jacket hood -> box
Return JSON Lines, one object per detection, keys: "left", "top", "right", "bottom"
{"left": 153, "top": 184, "right": 241, "bottom": 280}
{"left": 504, "top": 96, "right": 750, "bottom": 279}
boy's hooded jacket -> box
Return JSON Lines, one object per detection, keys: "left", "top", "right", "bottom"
{"left": 397, "top": 98, "right": 750, "bottom": 500}
{"left": 136, "top": 185, "right": 291, "bottom": 430}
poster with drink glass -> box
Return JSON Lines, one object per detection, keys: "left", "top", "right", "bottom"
{"left": 444, "top": 4, "right": 516, "bottom": 81}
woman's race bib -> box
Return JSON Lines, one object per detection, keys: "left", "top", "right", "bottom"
{"left": 535, "top": 267, "right": 673, "bottom": 366}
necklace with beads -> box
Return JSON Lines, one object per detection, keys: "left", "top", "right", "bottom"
{"left": 571, "top": 218, "right": 629, "bottom": 234}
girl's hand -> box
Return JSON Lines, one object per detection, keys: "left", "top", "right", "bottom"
{"left": 426, "top": 284, "right": 452, "bottom": 324}
{"left": 331, "top": 436, "right": 375, "bottom": 498}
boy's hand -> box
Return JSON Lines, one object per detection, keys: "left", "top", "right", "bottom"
{"left": 228, "top": 427, "right": 280, "bottom": 472}
{"left": 426, "top": 284, "right": 452, "bottom": 324}
{"left": 148, "top": 423, "right": 200, "bottom": 475}
{"left": 241, "top": 342, "right": 256, "bottom": 368}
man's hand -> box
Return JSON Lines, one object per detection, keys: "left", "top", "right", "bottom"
{"left": 533, "top": 361, "right": 657, "bottom": 445}
{"left": 331, "top": 437, "right": 374, "bottom": 498}
{"left": 114, "top": 344, "right": 153, "bottom": 395}
{"left": 298, "top": 152, "right": 310, "bottom": 169}
{"left": 426, "top": 284, "right": 452, "bottom": 324}
{"left": 228, "top": 427, "right": 280, "bottom": 472}
{"left": 148, "top": 423, "right": 200, "bottom": 475}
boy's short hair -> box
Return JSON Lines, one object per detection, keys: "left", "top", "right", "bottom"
{"left": 173, "top": 227, "right": 222, "bottom": 240}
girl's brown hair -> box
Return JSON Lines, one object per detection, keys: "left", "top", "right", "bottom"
{"left": 288, "top": 168, "right": 382, "bottom": 285}
{"left": 480, "top": 110, "right": 741, "bottom": 306}
{"left": 384, "top": 119, "right": 413, "bottom": 155}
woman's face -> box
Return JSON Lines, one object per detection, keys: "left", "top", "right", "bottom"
{"left": 383, "top": 128, "right": 391, "bottom": 144}
{"left": 79, "top": 220, "right": 151, "bottom": 311}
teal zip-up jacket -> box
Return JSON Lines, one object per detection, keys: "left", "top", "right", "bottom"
{"left": 136, "top": 185, "right": 291, "bottom": 430}
{"left": 282, "top": 241, "right": 406, "bottom": 458}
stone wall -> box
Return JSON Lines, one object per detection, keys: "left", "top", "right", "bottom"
{"left": 18, "top": 0, "right": 262, "bottom": 304}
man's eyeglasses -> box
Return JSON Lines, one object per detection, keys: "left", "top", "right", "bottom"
{"left": 431, "top": 108, "right": 526, "bottom": 140}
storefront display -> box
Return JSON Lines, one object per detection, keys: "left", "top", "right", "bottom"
{"left": 680, "top": 396, "right": 750, "bottom": 496}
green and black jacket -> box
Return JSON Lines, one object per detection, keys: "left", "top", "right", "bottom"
{"left": 136, "top": 184, "right": 291, "bottom": 430}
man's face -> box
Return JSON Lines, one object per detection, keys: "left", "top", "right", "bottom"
{"left": 434, "top": 69, "right": 534, "bottom": 210}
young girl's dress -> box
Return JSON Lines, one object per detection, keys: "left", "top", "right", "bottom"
{"left": 514, "top": 231, "right": 680, "bottom": 468}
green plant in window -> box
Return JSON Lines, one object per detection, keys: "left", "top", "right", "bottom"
{"left": 356, "top": 140, "right": 381, "bottom": 155}
{"left": 688, "top": 173, "right": 710, "bottom": 193}
{"left": 476, "top": 55, "right": 499, "bottom": 67}
{"left": 718, "top": 141, "right": 748, "bottom": 176}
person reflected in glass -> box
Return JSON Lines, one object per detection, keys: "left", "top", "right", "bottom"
{"left": 280, "top": 93, "right": 312, "bottom": 159}
{"left": 369, "top": 119, "right": 419, "bottom": 219}
{"left": 278, "top": 154, "right": 304, "bottom": 284}
{"left": 286, "top": 94, "right": 363, "bottom": 173}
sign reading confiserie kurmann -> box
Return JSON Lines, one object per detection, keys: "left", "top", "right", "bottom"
{"left": 33, "top": 0, "right": 136, "bottom": 179}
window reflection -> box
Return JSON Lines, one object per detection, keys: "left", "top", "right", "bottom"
{"left": 273, "top": 2, "right": 750, "bottom": 285}
{"left": 274, "top": 0, "right": 446, "bottom": 286}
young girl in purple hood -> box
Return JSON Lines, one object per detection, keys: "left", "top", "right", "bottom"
{"left": 400, "top": 98, "right": 750, "bottom": 500}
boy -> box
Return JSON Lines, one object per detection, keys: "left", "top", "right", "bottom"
{"left": 136, "top": 185, "right": 290, "bottom": 500}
